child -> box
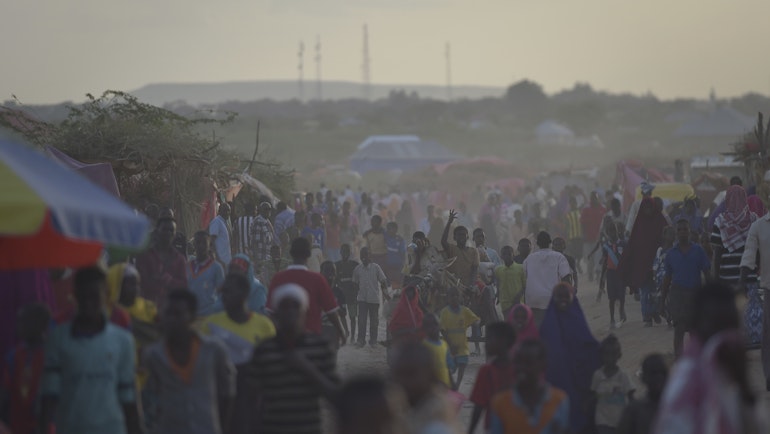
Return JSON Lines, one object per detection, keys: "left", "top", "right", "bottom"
{"left": 468, "top": 322, "right": 517, "bottom": 434}
{"left": 489, "top": 339, "right": 569, "bottom": 434}
{"left": 1, "top": 303, "right": 50, "bottom": 434}
{"left": 335, "top": 244, "right": 360, "bottom": 342}
{"left": 591, "top": 335, "right": 635, "bottom": 434}
{"left": 145, "top": 289, "right": 236, "bottom": 434}
{"left": 600, "top": 222, "right": 627, "bottom": 329}
{"left": 422, "top": 314, "right": 455, "bottom": 389}
{"left": 439, "top": 287, "right": 480, "bottom": 389}
{"left": 187, "top": 231, "right": 226, "bottom": 317}
{"left": 321, "top": 261, "right": 349, "bottom": 354}
{"left": 652, "top": 227, "right": 674, "bottom": 328}
{"left": 617, "top": 354, "right": 668, "bottom": 434}
{"left": 302, "top": 213, "right": 326, "bottom": 253}
{"left": 553, "top": 237, "right": 578, "bottom": 290}
{"left": 495, "top": 246, "right": 526, "bottom": 320}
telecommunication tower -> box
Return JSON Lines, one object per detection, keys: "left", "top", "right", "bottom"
{"left": 362, "top": 25, "right": 371, "bottom": 100}
{"left": 298, "top": 41, "right": 305, "bottom": 101}
{"left": 445, "top": 42, "right": 453, "bottom": 101}
{"left": 315, "top": 35, "right": 323, "bottom": 100}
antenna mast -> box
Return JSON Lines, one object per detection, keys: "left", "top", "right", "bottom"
{"left": 315, "top": 35, "right": 322, "bottom": 101}
{"left": 445, "top": 42, "right": 453, "bottom": 101}
{"left": 362, "top": 24, "right": 371, "bottom": 100}
{"left": 298, "top": 41, "right": 305, "bottom": 101}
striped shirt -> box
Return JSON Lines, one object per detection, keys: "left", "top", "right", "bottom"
{"left": 234, "top": 216, "right": 255, "bottom": 256}
{"left": 566, "top": 210, "right": 583, "bottom": 240}
{"left": 247, "top": 334, "right": 338, "bottom": 434}
{"left": 710, "top": 224, "right": 757, "bottom": 283}
{"left": 353, "top": 262, "right": 389, "bottom": 304}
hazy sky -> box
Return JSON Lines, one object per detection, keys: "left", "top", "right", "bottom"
{"left": 3, "top": 0, "right": 769, "bottom": 104}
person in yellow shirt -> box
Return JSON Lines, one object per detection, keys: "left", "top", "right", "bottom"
{"left": 495, "top": 246, "right": 527, "bottom": 319}
{"left": 201, "top": 273, "right": 276, "bottom": 434}
{"left": 421, "top": 313, "right": 455, "bottom": 389}
{"left": 438, "top": 287, "right": 479, "bottom": 390}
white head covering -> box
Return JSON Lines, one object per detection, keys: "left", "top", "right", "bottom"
{"left": 272, "top": 283, "right": 309, "bottom": 311}
{"left": 763, "top": 170, "right": 770, "bottom": 182}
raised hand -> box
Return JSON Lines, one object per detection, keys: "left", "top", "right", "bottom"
{"left": 448, "top": 209, "right": 458, "bottom": 223}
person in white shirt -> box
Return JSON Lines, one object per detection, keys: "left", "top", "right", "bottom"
{"left": 523, "top": 231, "right": 572, "bottom": 326}
{"left": 209, "top": 202, "right": 232, "bottom": 266}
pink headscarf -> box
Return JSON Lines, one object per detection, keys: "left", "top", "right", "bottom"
{"left": 747, "top": 195, "right": 766, "bottom": 217}
{"left": 507, "top": 303, "right": 540, "bottom": 342}
{"left": 714, "top": 186, "right": 757, "bottom": 252}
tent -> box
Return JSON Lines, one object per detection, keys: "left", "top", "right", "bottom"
{"left": 45, "top": 146, "right": 120, "bottom": 197}
{"left": 615, "top": 160, "right": 672, "bottom": 211}
{"left": 349, "top": 135, "right": 459, "bottom": 174}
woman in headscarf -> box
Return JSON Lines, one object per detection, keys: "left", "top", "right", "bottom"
{"left": 506, "top": 303, "right": 539, "bottom": 343}
{"left": 539, "top": 283, "right": 600, "bottom": 434}
{"left": 710, "top": 185, "right": 762, "bottom": 347}
{"left": 228, "top": 253, "right": 268, "bottom": 314}
{"left": 618, "top": 197, "right": 669, "bottom": 326}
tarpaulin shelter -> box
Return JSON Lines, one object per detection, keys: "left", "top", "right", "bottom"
{"left": 45, "top": 146, "right": 121, "bottom": 197}
{"left": 350, "top": 135, "right": 458, "bottom": 174}
{"left": 615, "top": 160, "right": 671, "bottom": 211}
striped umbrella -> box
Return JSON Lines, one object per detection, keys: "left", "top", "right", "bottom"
{"left": 0, "top": 140, "right": 150, "bottom": 270}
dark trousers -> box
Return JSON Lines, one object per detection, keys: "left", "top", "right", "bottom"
{"left": 357, "top": 302, "right": 380, "bottom": 345}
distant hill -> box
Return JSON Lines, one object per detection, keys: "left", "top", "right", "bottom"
{"left": 130, "top": 80, "right": 505, "bottom": 105}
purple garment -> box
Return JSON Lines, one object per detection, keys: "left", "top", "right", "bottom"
{"left": 0, "top": 269, "right": 55, "bottom": 374}
{"left": 540, "top": 296, "right": 601, "bottom": 433}
{"left": 707, "top": 201, "right": 726, "bottom": 234}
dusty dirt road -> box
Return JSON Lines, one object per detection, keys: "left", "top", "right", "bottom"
{"left": 335, "top": 280, "right": 768, "bottom": 432}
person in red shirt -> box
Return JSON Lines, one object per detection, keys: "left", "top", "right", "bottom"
{"left": 135, "top": 218, "right": 188, "bottom": 306}
{"left": 468, "top": 321, "right": 518, "bottom": 434}
{"left": 581, "top": 192, "right": 607, "bottom": 282}
{"left": 268, "top": 237, "right": 347, "bottom": 347}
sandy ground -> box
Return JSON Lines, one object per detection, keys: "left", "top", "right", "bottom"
{"left": 334, "top": 279, "right": 769, "bottom": 432}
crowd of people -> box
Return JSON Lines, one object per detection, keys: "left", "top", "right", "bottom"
{"left": 1, "top": 176, "right": 769, "bottom": 434}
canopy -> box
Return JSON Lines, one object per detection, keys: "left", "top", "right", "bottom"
{"left": 0, "top": 140, "right": 150, "bottom": 269}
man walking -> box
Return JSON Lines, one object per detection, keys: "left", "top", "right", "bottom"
{"left": 581, "top": 192, "right": 606, "bottom": 282}
{"left": 353, "top": 247, "right": 390, "bottom": 347}
{"left": 661, "top": 219, "right": 710, "bottom": 358}
{"left": 523, "top": 231, "right": 572, "bottom": 326}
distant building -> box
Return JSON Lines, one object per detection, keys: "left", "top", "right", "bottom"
{"left": 535, "top": 120, "right": 576, "bottom": 146}
{"left": 674, "top": 106, "right": 754, "bottom": 138}
{"left": 349, "top": 135, "right": 458, "bottom": 174}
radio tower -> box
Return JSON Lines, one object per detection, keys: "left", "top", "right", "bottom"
{"left": 297, "top": 41, "right": 305, "bottom": 101}
{"left": 315, "top": 35, "right": 323, "bottom": 100}
{"left": 362, "top": 24, "right": 371, "bottom": 100}
{"left": 445, "top": 42, "right": 453, "bottom": 101}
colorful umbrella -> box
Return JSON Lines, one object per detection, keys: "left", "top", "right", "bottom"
{"left": 0, "top": 140, "right": 150, "bottom": 270}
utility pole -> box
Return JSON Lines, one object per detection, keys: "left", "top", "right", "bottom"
{"left": 445, "top": 42, "right": 453, "bottom": 101}
{"left": 298, "top": 41, "right": 305, "bottom": 101}
{"left": 362, "top": 24, "right": 371, "bottom": 100}
{"left": 315, "top": 35, "right": 322, "bottom": 100}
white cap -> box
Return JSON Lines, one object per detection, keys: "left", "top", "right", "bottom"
{"left": 763, "top": 170, "right": 770, "bottom": 182}
{"left": 272, "top": 283, "right": 309, "bottom": 311}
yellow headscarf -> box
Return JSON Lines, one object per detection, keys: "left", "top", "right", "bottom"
{"left": 107, "top": 263, "right": 157, "bottom": 323}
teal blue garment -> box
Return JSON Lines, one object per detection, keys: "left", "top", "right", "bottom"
{"left": 41, "top": 321, "right": 136, "bottom": 434}
{"left": 187, "top": 258, "right": 226, "bottom": 317}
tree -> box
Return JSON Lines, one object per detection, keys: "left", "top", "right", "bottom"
{"left": 0, "top": 91, "right": 294, "bottom": 233}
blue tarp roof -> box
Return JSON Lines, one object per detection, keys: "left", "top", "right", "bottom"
{"left": 350, "top": 135, "right": 459, "bottom": 174}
